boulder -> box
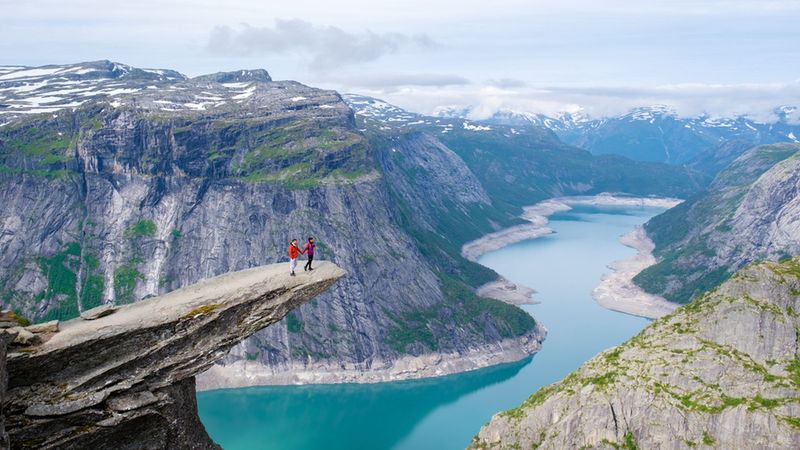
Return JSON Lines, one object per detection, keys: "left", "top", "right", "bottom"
{"left": 24, "top": 321, "right": 58, "bottom": 334}
{"left": 8, "top": 328, "right": 39, "bottom": 347}
{"left": 79, "top": 305, "right": 116, "bottom": 320}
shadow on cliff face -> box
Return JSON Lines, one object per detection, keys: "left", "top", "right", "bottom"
{"left": 197, "top": 356, "right": 532, "bottom": 450}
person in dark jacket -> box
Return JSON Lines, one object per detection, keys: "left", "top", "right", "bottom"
{"left": 303, "top": 237, "right": 315, "bottom": 271}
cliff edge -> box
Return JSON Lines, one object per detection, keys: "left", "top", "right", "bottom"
{"left": 2, "top": 261, "right": 344, "bottom": 449}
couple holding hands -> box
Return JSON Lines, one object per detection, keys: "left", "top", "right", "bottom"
{"left": 287, "top": 237, "right": 315, "bottom": 276}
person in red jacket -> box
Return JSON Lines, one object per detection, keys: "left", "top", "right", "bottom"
{"left": 288, "top": 239, "right": 300, "bottom": 276}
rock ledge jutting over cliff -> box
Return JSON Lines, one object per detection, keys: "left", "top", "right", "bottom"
{"left": 2, "top": 261, "right": 343, "bottom": 449}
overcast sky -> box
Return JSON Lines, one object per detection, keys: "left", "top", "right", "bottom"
{"left": 3, "top": 0, "right": 800, "bottom": 120}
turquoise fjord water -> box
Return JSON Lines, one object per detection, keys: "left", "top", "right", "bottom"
{"left": 197, "top": 204, "right": 665, "bottom": 450}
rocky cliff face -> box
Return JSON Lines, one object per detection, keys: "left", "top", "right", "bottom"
{"left": 3, "top": 261, "right": 343, "bottom": 449}
{"left": 469, "top": 258, "right": 800, "bottom": 449}
{"left": 635, "top": 143, "right": 800, "bottom": 303}
{"left": 0, "top": 62, "right": 546, "bottom": 386}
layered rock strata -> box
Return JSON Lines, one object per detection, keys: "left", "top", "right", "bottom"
{"left": 3, "top": 262, "right": 343, "bottom": 449}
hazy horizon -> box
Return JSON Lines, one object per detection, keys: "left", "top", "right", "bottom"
{"left": 3, "top": 0, "right": 800, "bottom": 121}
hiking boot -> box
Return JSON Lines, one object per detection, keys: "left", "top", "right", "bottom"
{"left": 308, "top": 267, "right": 314, "bottom": 271}
{"left": 291, "top": 271, "right": 296, "bottom": 276}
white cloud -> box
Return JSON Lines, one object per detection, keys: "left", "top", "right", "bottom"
{"left": 2, "top": 1, "right": 799, "bottom": 119}
{"left": 206, "top": 20, "right": 437, "bottom": 71}
{"left": 346, "top": 80, "right": 800, "bottom": 122}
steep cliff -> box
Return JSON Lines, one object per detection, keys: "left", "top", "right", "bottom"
{"left": 0, "top": 62, "right": 544, "bottom": 386}
{"left": 469, "top": 258, "right": 800, "bottom": 449}
{"left": 635, "top": 143, "right": 800, "bottom": 303}
{"left": 3, "top": 261, "right": 344, "bottom": 449}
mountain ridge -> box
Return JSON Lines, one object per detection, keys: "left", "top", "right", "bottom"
{"left": 469, "top": 258, "right": 800, "bottom": 449}
{"left": 431, "top": 102, "right": 800, "bottom": 169}
{"left": 634, "top": 142, "right": 800, "bottom": 303}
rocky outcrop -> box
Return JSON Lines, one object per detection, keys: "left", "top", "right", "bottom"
{"left": 3, "top": 261, "right": 343, "bottom": 449}
{"left": 1, "top": 331, "right": 14, "bottom": 450}
{"left": 0, "top": 61, "right": 547, "bottom": 388}
{"left": 469, "top": 258, "right": 800, "bottom": 449}
{"left": 635, "top": 143, "right": 800, "bottom": 303}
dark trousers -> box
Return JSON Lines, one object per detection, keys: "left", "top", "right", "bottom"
{"left": 304, "top": 255, "right": 314, "bottom": 270}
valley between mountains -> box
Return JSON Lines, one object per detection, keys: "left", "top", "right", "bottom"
{"left": 0, "top": 61, "right": 699, "bottom": 387}
{"left": 1, "top": 60, "right": 799, "bottom": 449}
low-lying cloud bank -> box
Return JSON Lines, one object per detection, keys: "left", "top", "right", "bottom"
{"left": 342, "top": 78, "right": 800, "bottom": 122}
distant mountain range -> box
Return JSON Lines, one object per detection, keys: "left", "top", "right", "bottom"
{"left": 434, "top": 103, "right": 800, "bottom": 171}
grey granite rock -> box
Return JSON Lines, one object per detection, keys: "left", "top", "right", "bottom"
{"left": 469, "top": 259, "right": 800, "bottom": 449}
{"left": 4, "top": 261, "right": 343, "bottom": 449}
{"left": 0, "top": 62, "right": 544, "bottom": 388}
{"left": 636, "top": 143, "right": 800, "bottom": 303}
{"left": 24, "top": 320, "right": 58, "bottom": 334}
{"left": 0, "top": 332, "right": 14, "bottom": 450}
{"left": 80, "top": 305, "right": 116, "bottom": 320}
{"left": 8, "top": 328, "right": 38, "bottom": 347}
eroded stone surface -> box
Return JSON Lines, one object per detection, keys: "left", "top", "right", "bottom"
{"left": 470, "top": 259, "right": 800, "bottom": 449}
{"left": 24, "top": 321, "right": 58, "bottom": 334}
{"left": 4, "top": 262, "right": 343, "bottom": 449}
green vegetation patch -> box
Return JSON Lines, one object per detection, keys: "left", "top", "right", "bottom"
{"left": 787, "top": 359, "right": 800, "bottom": 389}
{"left": 114, "top": 261, "right": 144, "bottom": 304}
{"left": 385, "top": 274, "right": 537, "bottom": 354}
{"left": 233, "top": 121, "right": 372, "bottom": 189}
{"left": 634, "top": 254, "right": 731, "bottom": 304}
{"left": 583, "top": 371, "right": 618, "bottom": 388}
{"left": 38, "top": 244, "right": 80, "bottom": 321}
{"left": 501, "top": 383, "right": 559, "bottom": 419}
{"left": 38, "top": 242, "right": 105, "bottom": 322}
{"left": 7, "top": 310, "right": 31, "bottom": 327}
{"left": 601, "top": 431, "right": 639, "bottom": 450}
{"left": 656, "top": 381, "right": 746, "bottom": 414}
{"left": 2, "top": 126, "right": 74, "bottom": 160}
{"left": 750, "top": 394, "right": 782, "bottom": 410}
{"left": 439, "top": 275, "right": 536, "bottom": 338}
{"left": 781, "top": 415, "right": 800, "bottom": 430}
{"left": 124, "top": 219, "right": 157, "bottom": 239}
{"left": 385, "top": 309, "right": 439, "bottom": 353}
{"left": 768, "top": 257, "right": 800, "bottom": 282}
{"left": 0, "top": 166, "right": 75, "bottom": 179}
{"left": 286, "top": 312, "right": 304, "bottom": 333}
